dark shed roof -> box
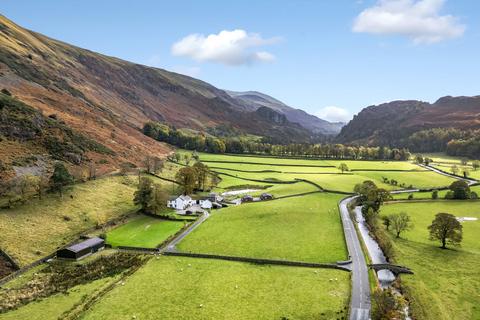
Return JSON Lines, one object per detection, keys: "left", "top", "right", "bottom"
{"left": 67, "top": 237, "right": 104, "bottom": 253}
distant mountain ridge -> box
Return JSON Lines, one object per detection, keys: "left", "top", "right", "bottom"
{"left": 226, "top": 90, "right": 344, "bottom": 135}
{"left": 0, "top": 14, "right": 336, "bottom": 173}
{"left": 336, "top": 96, "right": 480, "bottom": 146}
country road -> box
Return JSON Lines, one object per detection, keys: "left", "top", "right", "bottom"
{"left": 339, "top": 195, "right": 370, "bottom": 320}
{"left": 340, "top": 163, "right": 476, "bottom": 320}
{"left": 163, "top": 212, "right": 210, "bottom": 253}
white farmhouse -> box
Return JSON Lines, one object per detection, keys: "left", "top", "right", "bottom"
{"left": 167, "top": 195, "right": 193, "bottom": 210}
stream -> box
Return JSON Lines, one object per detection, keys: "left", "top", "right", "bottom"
{"left": 354, "top": 206, "right": 396, "bottom": 288}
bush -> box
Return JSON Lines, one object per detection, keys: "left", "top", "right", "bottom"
{"left": 445, "top": 191, "right": 455, "bottom": 199}
{"left": 408, "top": 194, "right": 414, "bottom": 200}
{"left": 471, "top": 192, "right": 478, "bottom": 200}
{"left": 1, "top": 88, "right": 12, "bottom": 96}
{"left": 432, "top": 190, "right": 438, "bottom": 199}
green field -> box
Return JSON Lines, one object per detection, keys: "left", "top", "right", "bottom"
{"left": 380, "top": 201, "right": 480, "bottom": 320}
{"left": 0, "top": 176, "right": 138, "bottom": 266}
{"left": 81, "top": 256, "right": 350, "bottom": 320}
{"left": 106, "top": 215, "right": 186, "bottom": 248}
{"left": 178, "top": 193, "right": 348, "bottom": 263}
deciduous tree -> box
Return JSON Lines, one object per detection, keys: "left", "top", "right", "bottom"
{"left": 338, "top": 163, "right": 349, "bottom": 174}
{"left": 175, "top": 166, "right": 197, "bottom": 194}
{"left": 428, "top": 212, "right": 463, "bottom": 249}
{"left": 50, "top": 162, "right": 74, "bottom": 197}
{"left": 389, "top": 212, "right": 413, "bottom": 238}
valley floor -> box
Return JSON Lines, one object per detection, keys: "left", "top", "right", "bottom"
{"left": 0, "top": 151, "right": 479, "bottom": 319}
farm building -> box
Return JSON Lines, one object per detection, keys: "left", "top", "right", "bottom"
{"left": 241, "top": 195, "right": 254, "bottom": 203}
{"left": 56, "top": 237, "right": 105, "bottom": 260}
{"left": 260, "top": 193, "right": 273, "bottom": 200}
{"left": 167, "top": 195, "right": 193, "bottom": 210}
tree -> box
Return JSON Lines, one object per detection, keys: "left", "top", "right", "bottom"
{"left": 450, "top": 164, "right": 459, "bottom": 175}
{"left": 472, "top": 160, "right": 480, "bottom": 171}
{"left": 381, "top": 216, "right": 391, "bottom": 231}
{"left": 175, "top": 166, "right": 197, "bottom": 194}
{"left": 371, "top": 288, "right": 405, "bottom": 320}
{"left": 134, "top": 177, "right": 154, "bottom": 212}
{"left": 88, "top": 162, "right": 96, "bottom": 180}
{"left": 35, "top": 175, "right": 50, "bottom": 200}
{"left": 389, "top": 212, "right": 413, "bottom": 238}
{"left": 354, "top": 180, "right": 392, "bottom": 213}
{"left": 338, "top": 163, "right": 349, "bottom": 174}
{"left": 428, "top": 212, "right": 463, "bottom": 249}
{"left": 192, "top": 161, "right": 209, "bottom": 191}
{"left": 449, "top": 180, "right": 471, "bottom": 199}
{"left": 431, "top": 190, "right": 438, "bottom": 199}
{"left": 415, "top": 154, "right": 424, "bottom": 164}
{"left": 183, "top": 154, "right": 192, "bottom": 166}
{"left": 49, "top": 162, "right": 74, "bottom": 197}
{"left": 150, "top": 183, "right": 169, "bottom": 214}
{"left": 153, "top": 157, "right": 164, "bottom": 174}
{"left": 174, "top": 152, "right": 181, "bottom": 163}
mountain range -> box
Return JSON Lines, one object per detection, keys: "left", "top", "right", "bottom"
{"left": 0, "top": 15, "right": 341, "bottom": 172}
{"left": 336, "top": 96, "right": 480, "bottom": 146}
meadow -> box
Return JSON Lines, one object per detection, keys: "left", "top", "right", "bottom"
{"left": 178, "top": 193, "right": 348, "bottom": 263}
{"left": 81, "top": 256, "right": 350, "bottom": 320}
{"left": 106, "top": 215, "right": 186, "bottom": 248}
{"left": 380, "top": 201, "right": 480, "bottom": 320}
{"left": 0, "top": 176, "right": 138, "bottom": 266}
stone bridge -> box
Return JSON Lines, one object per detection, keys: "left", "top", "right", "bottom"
{"left": 369, "top": 264, "right": 413, "bottom": 275}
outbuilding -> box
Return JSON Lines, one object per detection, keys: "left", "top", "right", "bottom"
{"left": 57, "top": 237, "right": 105, "bottom": 260}
{"left": 241, "top": 195, "right": 254, "bottom": 203}
{"left": 260, "top": 193, "right": 273, "bottom": 201}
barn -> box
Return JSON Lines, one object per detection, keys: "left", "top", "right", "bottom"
{"left": 57, "top": 237, "right": 105, "bottom": 260}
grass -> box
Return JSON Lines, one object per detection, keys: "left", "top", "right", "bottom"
{"left": 0, "top": 277, "right": 117, "bottom": 320}
{"left": 178, "top": 193, "right": 348, "bottom": 263}
{"left": 81, "top": 256, "right": 350, "bottom": 320}
{"left": 380, "top": 201, "right": 480, "bottom": 320}
{"left": 106, "top": 215, "right": 186, "bottom": 248}
{"left": 354, "top": 170, "right": 457, "bottom": 189}
{"left": 0, "top": 176, "right": 138, "bottom": 266}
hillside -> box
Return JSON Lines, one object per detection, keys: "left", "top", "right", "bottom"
{"left": 336, "top": 96, "right": 480, "bottom": 147}
{"left": 226, "top": 90, "right": 344, "bottom": 135}
{"left": 0, "top": 14, "right": 321, "bottom": 171}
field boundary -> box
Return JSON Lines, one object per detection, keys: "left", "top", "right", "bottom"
{"left": 204, "top": 160, "right": 336, "bottom": 168}
{"left": 163, "top": 251, "right": 351, "bottom": 271}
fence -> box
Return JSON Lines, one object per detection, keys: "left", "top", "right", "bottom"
{"left": 163, "top": 251, "right": 351, "bottom": 272}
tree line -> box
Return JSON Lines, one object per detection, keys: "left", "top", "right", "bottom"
{"left": 143, "top": 121, "right": 411, "bottom": 160}
{"left": 403, "top": 128, "right": 480, "bottom": 159}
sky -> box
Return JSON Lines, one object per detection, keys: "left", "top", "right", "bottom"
{"left": 1, "top": 0, "right": 480, "bottom": 122}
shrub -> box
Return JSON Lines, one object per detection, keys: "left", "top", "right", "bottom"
{"left": 432, "top": 190, "right": 439, "bottom": 199}
{"left": 471, "top": 192, "right": 478, "bottom": 200}
{"left": 1, "top": 88, "right": 12, "bottom": 96}
{"left": 408, "top": 194, "right": 414, "bottom": 200}
{"left": 445, "top": 191, "right": 454, "bottom": 199}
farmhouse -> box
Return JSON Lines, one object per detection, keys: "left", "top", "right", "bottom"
{"left": 167, "top": 195, "right": 193, "bottom": 210}
{"left": 56, "top": 237, "right": 105, "bottom": 260}
{"left": 207, "top": 193, "right": 224, "bottom": 203}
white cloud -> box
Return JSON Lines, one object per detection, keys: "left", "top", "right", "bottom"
{"left": 353, "top": 0, "right": 465, "bottom": 44}
{"left": 316, "top": 106, "right": 352, "bottom": 123}
{"left": 171, "top": 29, "right": 280, "bottom": 66}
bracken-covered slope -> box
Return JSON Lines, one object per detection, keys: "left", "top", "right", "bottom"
{"left": 226, "top": 90, "right": 344, "bottom": 135}
{"left": 0, "top": 14, "right": 317, "bottom": 167}
{"left": 336, "top": 96, "right": 480, "bottom": 146}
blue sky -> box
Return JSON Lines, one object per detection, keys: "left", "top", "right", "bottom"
{"left": 1, "top": 0, "right": 479, "bottom": 122}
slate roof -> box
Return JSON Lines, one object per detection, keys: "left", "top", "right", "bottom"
{"left": 66, "top": 237, "right": 104, "bottom": 253}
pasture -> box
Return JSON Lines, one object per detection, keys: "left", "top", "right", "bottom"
{"left": 81, "top": 256, "right": 350, "bottom": 320}
{"left": 0, "top": 176, "right": 138, "bottom": 266}
{"left": 106, "top": 215, "right": 186, "bottom": 248}
{"left": 178, "top": 193, "right": 348, "bottom": 263}
{"left": 380, "top": 201, "right": 480, "bottom": 320}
